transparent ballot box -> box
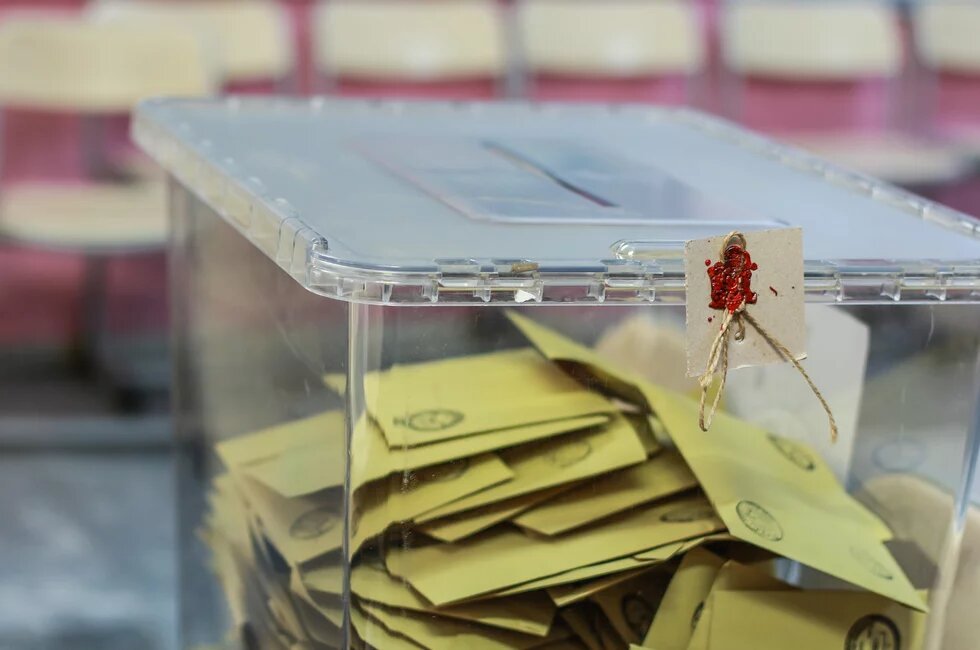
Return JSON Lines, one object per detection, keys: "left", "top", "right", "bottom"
{"left": 133, "top": 99, "right": 980, "bottom": 650}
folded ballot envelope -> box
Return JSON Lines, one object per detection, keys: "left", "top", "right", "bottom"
{"left": 414, "top": 413, "right": 647, "bottom": 523}
{"left": 643, "top": 383, "right": 923, "bottom": 612}
{"left": 365, "top": 348, "right": 617, "bottom": 448}
{"left": 682, "top": 560, "right": 924, "bottom": 650}
{"left": 351, "top": 562, "right": 557, "bottom": 637}
{"left": 507, "top": 313, "right": 924, "bottom": 612}
{"left": 703, "top": 589, "right": 925, "bottom": 650}
{"left": 642, "top": 548, "right": 727, "bottom": 650}
{"left": 513, "top": 449, "right": 698, "bottom": 536}
{"left": 350, "top": 453, "right": 514, "bottom": 553}
{"left": 385, "top": 494, "right": 725, "bottom": 606}
{"left": 216, "top": 410, "right": 347, "bottom": 498}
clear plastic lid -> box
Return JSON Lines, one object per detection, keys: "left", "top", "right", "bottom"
{"left": 133, "top": 98, "right": 980, "bottom": 304}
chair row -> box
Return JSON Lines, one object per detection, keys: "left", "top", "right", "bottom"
{"left": 1, "top": 0, "right": 978, "bottom": 351}
{"left": 0, "top": 1, "right": 977, "bottom": 131}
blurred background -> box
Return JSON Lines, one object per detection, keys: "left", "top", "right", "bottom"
{"left": 0, "top": 0, "right": 976, "bottom": 648}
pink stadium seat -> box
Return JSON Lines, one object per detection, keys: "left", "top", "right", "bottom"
{"left": 333, "top": 78, "right": 498, "bottom": 101}
{"left": 1, "top": 110, "right": 85, "bottom": 183}
{"left": 0, "top": 248, "right": 83, "bottom": 345}
{"left": 913, "top": 2, "right": 980, "bottom": 216}
{"left": 715, "top": 1, "right": 976, "bottom": 191}
{"left": 528, "top": 74, "right": 690, "bottom": 105}
{"left": 914, "top": 3, "right": 980, "bottom": 140}
{"left": 732, "top": 77, "right": 892, "bottom": 134}
{"left": 721, "top": 1, "right": 902, "bottom": 138}
{"left": 0, "top": 17, "right": 213, "bottom": 349}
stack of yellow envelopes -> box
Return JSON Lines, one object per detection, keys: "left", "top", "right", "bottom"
{"left": 201, "top": 314, "right": 929, "bottom": 650}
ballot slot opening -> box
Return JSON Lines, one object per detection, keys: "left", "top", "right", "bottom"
{"left": 481, "top": 141, "right": 620, "bottom": 209}
{"left": 354, "top": 135, "right": 790, "bottom": 229}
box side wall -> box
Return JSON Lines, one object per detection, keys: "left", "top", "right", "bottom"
{"left": 170, "top": 180, "right": 351, "bottom": 648}
{"left": 170, "top": 175, "right": 980, "bottom": 647}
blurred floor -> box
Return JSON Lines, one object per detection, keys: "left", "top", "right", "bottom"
{"left": 0, "top": 450, "right": 177, "bottom": 650}
{"left": 0, "top": 348, "right": 176, "bottom": 650}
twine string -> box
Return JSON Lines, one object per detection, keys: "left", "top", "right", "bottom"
{"left": 697, "top": 233, "right": 838, "bottom": 442}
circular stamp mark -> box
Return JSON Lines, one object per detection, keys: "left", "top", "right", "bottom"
{"left": 547, "top": 439, "right": 592, "bottom": 468}
{"left": 735, "top": 500, "right": 784, "bottom": 541}
{"left": 621, "top": 594, "right": 656, "bottom": 639}
{"left": 768, "top": 433, "right": 816, "bottom": 471}
{"left": 845, "top": 614, "right": 901, "bottom": 650}
{"left": 395, "top": 409, "right": 464, "bottom": 432}
{"left": 660, "top": 503, "right": 716, "bottom": 523}
{"left": 850, "top": 547, "right": 895, "bottom": 581}
{"left": 289, "top": 506, "right": 340, "bottom": 540}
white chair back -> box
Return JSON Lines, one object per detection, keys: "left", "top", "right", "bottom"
{"left": 518, "top": 0, "right": 704, "bottom": 76}
{"left": 313, "top": 0, "right": 506, "bottom": 80}
{"left": 0, "top": 17, "right": 216, "bottom": 112}
{"left": 723, "top": 1, "right": 901, "bottom": 79}
{"left": 89, "top": 0, "right": 293, "bottom": 84}
{"left": 914, "top": 1, "right": 980, "bottom": 73}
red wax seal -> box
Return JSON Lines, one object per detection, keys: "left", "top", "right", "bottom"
{"left": 706, "top": 244, "right": 758, "bottom": 313}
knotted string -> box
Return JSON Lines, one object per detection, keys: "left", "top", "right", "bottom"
{"left": 697, "top": 232, "right": 838, "bottom": 442}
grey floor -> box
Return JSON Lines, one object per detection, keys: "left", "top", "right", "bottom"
{"left": 0, "top": 352, "right": 177, "bottom": 650}
{"left": 0, "top": 451, "right": 176, "bottom": 650}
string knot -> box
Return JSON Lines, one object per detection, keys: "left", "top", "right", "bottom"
{"left": 697, "top": 232, "right": 838, "bottom": 442}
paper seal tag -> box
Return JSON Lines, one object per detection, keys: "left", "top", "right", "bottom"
{"left": 685, "top": 227, "right": 805, "bottom": 378}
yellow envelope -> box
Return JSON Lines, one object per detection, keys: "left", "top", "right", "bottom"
{"left": 415, "top": 414, "right": 647, "bottom": 522}
{"left": 560, "top": 602, "right": 625, "bottom": 650}
{"left": 386, "top": 494, "right": 725, "bottom": 606}
{"left": 642, "top": 384, "right": 923, "bottom": 611}
{"left": 642, "top": 548, "right": 726, "bottom": 650}
{"left": 300, "top": 554, "right": 344, "bottom": 596}
{"left": 352, "top": 563, "right": 556, "bottom": 637}
{"left": 293, "top": 597, "right": 342, "bottom": 647}
{"left": 206, "top": 528, "right": 250, "bottom": 627}
{"left": 367, "top": 348, "right": 616, "bottom": 448}
{"left": 511, "top": 312, "right": 887, "bottom": 534}
{"left": 507, "top": 312, "right": 652, "bottom": 408}
{"left": 686, "top": 560, "right": 796, "bottom": 650}
{"left": 289, "top": 569, "right": 343, "bottom": 628}
{"left": 206, "top": 474, "right": 254, "bottom": 561}
{"left": 490, "top": 546, "right": 682, "bottom": 599}
{"left": 508, "top": 314, "right": 919, "bottom": 610}
{"left": 236, "top": 476, "right": 343, "bottom": 566}
{"left": 514, "top": 450, "right": 698, "bottom": 536}
{"left": 350, "top": 413, "right": 610, "bottom": 491}
{"left": 351, "top": 453, "right": 513, "bottom": 553}
{"left": 549, "top": 566, "right": 656, "bottom": 609}
{"left": 351, "top": 603, "right": 425, "bottom": 650}
{"left": 359, "top": 600, "right": 570, "bottom": 650}
{"left": 633, "top": 534, "right": 737, "bottom": 561}
{"left": 590, "top": 566, "right": 674, "bottom": 645}
{"left": 705, "top": 589, "right": 925, "bottom": 650}
{"left": 215, "top": 410, "right": 342, "bottom": 468}
{"left": 418, "top": 485, "right": 574, "bottom": 543}
{"left": 537, "top": 642, "right": 592, "bottom": 650}
{"left": 217, "top": 410, "right": 347, "bottom": 497}
{"left": 628, "top": 413, "right": 665, "bottom": 457}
